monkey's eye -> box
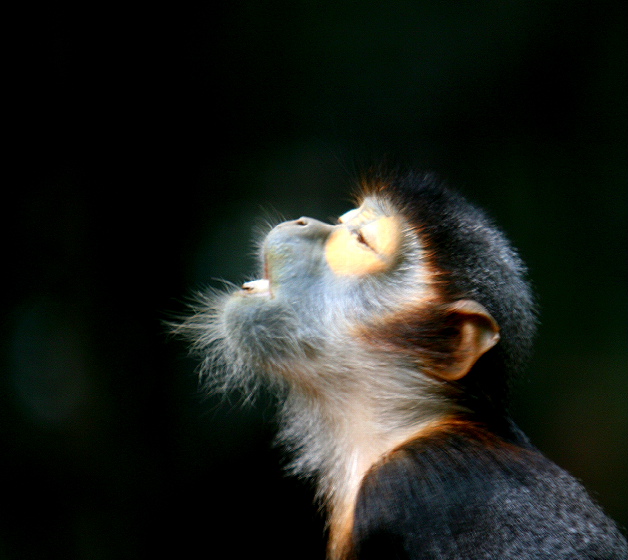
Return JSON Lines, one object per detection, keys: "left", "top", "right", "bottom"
{"left": 325, "top": 213, "right": 402, "bottom": 276}
{"left": 353, "top": 229, "right": 373, "bottom": 250}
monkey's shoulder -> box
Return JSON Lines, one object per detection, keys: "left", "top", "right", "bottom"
{"left": 352, "top": 422, "right": 627, "bottom": 560}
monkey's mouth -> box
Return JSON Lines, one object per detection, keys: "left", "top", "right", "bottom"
{"left": 241, "top": 278, "right": 271, "bottom": 296}
{"left": 242, "top": 278, "right": 271, "bottom": 297}
{"left": 240, "top": 255, "right": 274, "bottom": 297}
{"left": 239, "top": 254, "right": 272, "bottom": 296}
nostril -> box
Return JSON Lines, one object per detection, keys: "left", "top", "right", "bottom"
{"left": 272, "top": 216, "right": 332, "bottom": 238}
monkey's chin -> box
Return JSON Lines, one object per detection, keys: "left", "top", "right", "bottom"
{"left": 240, "top": 278, "right": 272, "bottom": 297}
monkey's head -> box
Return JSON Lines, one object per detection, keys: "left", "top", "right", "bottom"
{"left": 180, "top": 171, "right": 535, "bottom": 427}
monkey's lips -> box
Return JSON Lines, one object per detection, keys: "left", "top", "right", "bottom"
{"left": 241, "top": 278, "right": 272, "bottom": 297}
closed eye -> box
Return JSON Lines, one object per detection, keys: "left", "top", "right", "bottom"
{"left": 354, "top": 229, "right": 374, "bottom": 251}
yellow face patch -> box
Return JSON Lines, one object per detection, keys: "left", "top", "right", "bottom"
{"left": 325, "top": 200, "right": 402, "bottom": 276}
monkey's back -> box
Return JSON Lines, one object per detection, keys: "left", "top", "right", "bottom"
{"left": 352, "top": 420, "right": 627, "bottom": 560}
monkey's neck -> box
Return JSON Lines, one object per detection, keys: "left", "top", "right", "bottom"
{"left": 277, "top": 374, "right": 450, "bottom": 560}
{"left": 325, "top": 404, "right": 418, "bottom": 559}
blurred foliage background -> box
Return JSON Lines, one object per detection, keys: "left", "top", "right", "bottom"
{"left": 3, "top": 1, "right": 626, "bottom": 558}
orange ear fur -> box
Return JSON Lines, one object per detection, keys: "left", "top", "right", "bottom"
{"left": 437, "top": 300, "right": 500, "bottom": 381}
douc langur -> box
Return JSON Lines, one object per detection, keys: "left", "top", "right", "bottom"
{"left": 176, "top": 170, "right": 627, "bottom": 559}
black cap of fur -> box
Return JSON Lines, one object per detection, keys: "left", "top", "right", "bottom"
{"left": 364, "top": 169, "right": 537, "bottom": 421}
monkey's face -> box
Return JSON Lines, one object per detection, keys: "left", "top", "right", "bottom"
{"left": 219, "top": 196, "right": 428, "bottom": 380}
{"left": 238, "top": 197, "right": 404, "bottom": 298}
{"left": 184, "top": 180, "right": 503, "bottom": 405}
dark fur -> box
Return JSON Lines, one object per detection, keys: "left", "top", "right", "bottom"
{"left": 352, "top": 171, "right": 627, "bottom": 558}
{"left": 353, "top": 421, "right": 627, "bottom": 560}
{"left": 363, "top": 170, "right": 537, "bottom": 425}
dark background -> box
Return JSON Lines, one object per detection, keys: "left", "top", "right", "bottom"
{"left": 3, "top": 1, "right": 626, "bottom": 558}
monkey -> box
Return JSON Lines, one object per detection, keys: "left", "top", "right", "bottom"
{"left": 175, "top": 169, "right": 627, "bottom": 559}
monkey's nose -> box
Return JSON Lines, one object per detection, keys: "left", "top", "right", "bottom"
{"left": 278, "top": 217, "right": 334, "bottom": 238}
{"left": 294, "top": 217, "right": 322, "bottom": 227}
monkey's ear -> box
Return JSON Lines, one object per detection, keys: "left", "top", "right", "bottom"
{"left": 438, "top": 300, "right": 500, "bottom": 381}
